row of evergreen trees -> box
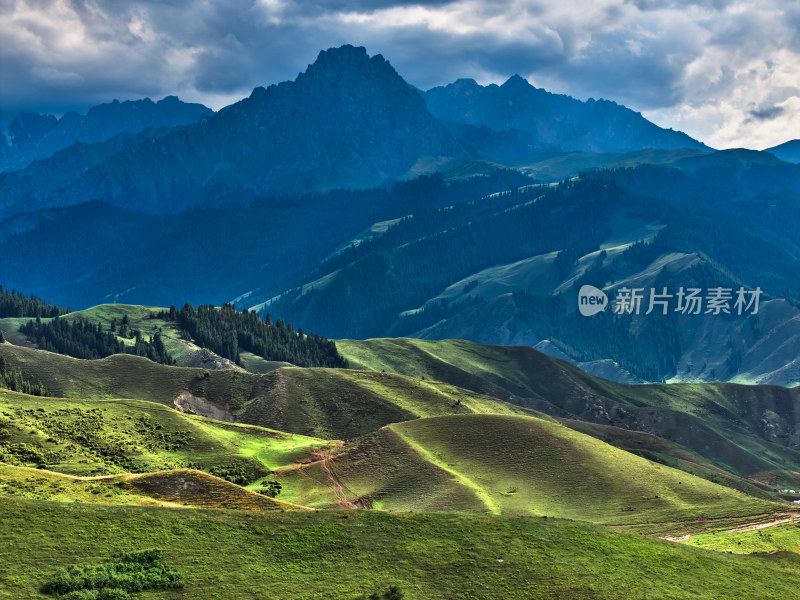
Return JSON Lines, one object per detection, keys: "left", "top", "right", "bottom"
{"left": 0, "top": 286, "right": 71, "bottom": 318}
{"left": 0, "top": 355, "right": 48, "bottom": 396}
{"left": 158, "top": 303, "right": 347, "bottom": 368}
{"left": 19, "top": 317, "right": 174, "bottom": 364}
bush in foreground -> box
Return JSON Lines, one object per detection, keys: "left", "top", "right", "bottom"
{"left": 40, "top": 548, "right": 183, "bottom": 599}
{"left": 362, "top": 585, "right": 404, "bottom": 600}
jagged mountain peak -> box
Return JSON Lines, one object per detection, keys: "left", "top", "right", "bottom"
{"left": 501, "top": 74, "right": 533, "bottom": 90}
{"left": 307, "top": 44, "right": 386, "bottom": 71}
{"left": 242, "top": 45, "right": 416, "bottom": 111}
{"left": 0, "top": 44, "right": 466, "bottom": 215}
{"left": 295, "top": 44, "right": 407, "bottom": 93}
{"left": 443, "top": 78, "right": 481, "bottom": 92}
{"left": 424, "top": 73, "right": 710, "bottom": 153}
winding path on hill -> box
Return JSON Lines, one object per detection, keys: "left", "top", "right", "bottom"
{"left": 316, "top": 447, "right": 359, "bottom": 509}
{"left": 280, "top": 443, "right": 360, "bottom": 508}
{"left": 661, "top": 511, "right": 800, "bottom": 542}
{"left": 719, "top": 512, "right": 800, "bottom": 534}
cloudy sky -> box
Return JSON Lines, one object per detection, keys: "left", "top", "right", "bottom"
{"left": 2, "top": 0, "right": 799, "bottom": 149}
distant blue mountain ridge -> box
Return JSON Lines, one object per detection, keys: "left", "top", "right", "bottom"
{"left": 1, "top": 44, "right": 717, "bottom": 221}
{"left": 3, "top": 45, "right": 800, "bottom": 389}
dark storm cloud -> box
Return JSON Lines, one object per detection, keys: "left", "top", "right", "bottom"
{"left": 1, "top": 0, "right": 800, "bottom": 147}
{"left": 0, "top": 0, "right": 331, "bottom": 113}
{"left": 748, "top": 106, "right": 785, "bottom": 121}
{"left": 356, "top": 24, "right": 569, "bottom": 93}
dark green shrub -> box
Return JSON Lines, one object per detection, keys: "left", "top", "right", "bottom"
{"left": 257, "top": 480, "right": 282, "bottom": 498}
{"left": 209, "top": 463, "right": 250, "bottom": 485}
{"left": 362, "top": 585, "right": 404, "bottom": 600}
{"left": 40, "top": 548, "right": 183, "bottom": 599}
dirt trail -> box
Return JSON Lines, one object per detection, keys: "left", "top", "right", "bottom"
{"left": 275, "top": 445, "right": 358, "bottom": 508}
{"left": 314, "top": 446, "right": 360, "bottom": 509}
{"left": 662, "top": 511, "right": 800, "bottom": 542}
{"left": 721, "top": 513, "right": 800, "bottom": 534}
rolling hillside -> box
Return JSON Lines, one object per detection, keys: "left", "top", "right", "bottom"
{"left": 0, "top": 340, "right": 537, "bottom": 440}
{"left": 2, "top": 302, "right": 800, "bottom": 599}
{"left": 277, "top": 413, "right": 782, "bottom": 531}
{"left": 0, "top": 387, "right": 328, "bottom": 478}
{"left": 4, "top": 323, "right": 800, "bottom": 493}
{"left": 338, "top": 338, "right": 800, "bottom": 487}
{"left": 0, "top": 302, "right": 338, "bottom": 372}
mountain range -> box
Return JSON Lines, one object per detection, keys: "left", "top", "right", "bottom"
{"left": 2, "top": 44, "right": 800, "bottom": 388}
{"left": 0, "top": 44, "right": 712, "bottom": 222}
{"left": 0, "top": 96, "right": 213, "bottom": 173}
{"left": 424, "top": 76, "right": 711, "bottom": 153}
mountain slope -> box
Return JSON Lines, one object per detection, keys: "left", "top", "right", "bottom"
{"left": 337, "top": 338, "right": 800, "bottom": 487}
{"left": 0, "top": 387, "right": 326, "bottom": 478}
{"left": 0, "top": 464, "right": 294, "bottom": 510}
{"left": 0, "top": 126, "right": 188, "bottom": 223}
{"left": 278, "top": 413, "right": 781, "bottom": 528}
{"left": 0, "top": 342, "right": 535, "bottom": 441}
{"left": 765, "top": 139, "right": 800, "bottom": 163}
{"left": 23, "top": 45, "right": 466, "bottom": 215}
{"left": 0, "top": 170, "right": 531, "bottom": 308}
{"left": 0, "top": 96, "right": 213, "bottom": 173}
{"left": 424, "top": 76, "right": 711, "bottom": 153}
{"left": 264, "top": 164, "right": 800, "bottom": 387}
{"left": 4, "top": 326, "right": 798, "bottom": 493}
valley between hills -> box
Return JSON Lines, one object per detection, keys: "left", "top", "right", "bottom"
{"left": 3, "top": 299, "right": 800, "bottom": 599}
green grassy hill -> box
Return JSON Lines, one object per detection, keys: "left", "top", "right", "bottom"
{"left": 2, "top": 303, "right": 800, "bottom": 599}
{"left": 4, "top": 332, "right": 799, "bottom": 500}
{"left": 0, "top": 343, "right": 540, "bottom": 440}
{"left": 236, "top": 367, "right": 540, "bottom": 440}
{"left": 3, "top": 499, "right": 800, "bottom": 600}
{"left": 561, "top": 418, "right": 776, "bottom": 500}
{"left": 1, "top": 305, "right": 197, "bottom": 363}
{"left": 9, "top": 308, "right": 800, "bottom": 493}
{"left": 120, "top": 469, "right": 303, "bottom": 510}
{"left": 278, "top": 413, "right": 785, "bottom": 532}
{"left": 0, "top": 387, "right": 328, "bottom": 478}
{"left": 338, "top": 338, "right": 800, "bottom": 487}
{"left": 0, "top": 342, "right": 259, "bottom": 406}
{"left": 685, "top": 519, "right": 800, "bottom": 555}
{"left": 0, "top": 463, "right": 152, "bottom": 506}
